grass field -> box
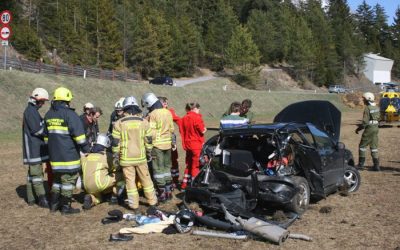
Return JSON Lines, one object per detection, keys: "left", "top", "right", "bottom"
{"left": 0, "top": 70, "right": 347, "bottom": 137}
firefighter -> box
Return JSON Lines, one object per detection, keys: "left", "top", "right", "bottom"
{"left": 82, "top": 134, "right": 124, "bottom": 210}
{"left": 108, "top": 97, "right": 125, "bottom": 134}
{"left": 22, "top": 88, "right": 50, "bottom": 208}
{"left": 44, "top": 87, "right": 89, "bottom": 214}
{"left": 158, "top": 96, "right": 182, "bottom": 188}
{"left": 142, "top": 93, "right": 174, "bottom": 201}
{"left": 180, "top": 102, "right": 207, "bottom": 190}
{"left": 355, "top": 92, "right": 380, "bottom": 171}
{"left": 112, "top": 96, "right": 157, "bottom": 211}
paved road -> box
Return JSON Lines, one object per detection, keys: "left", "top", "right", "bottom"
{"left": 174, "top": 75, "right": 217, "bottom": 87}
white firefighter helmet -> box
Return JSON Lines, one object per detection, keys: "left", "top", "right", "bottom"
{"left": 95, "top": 133, "right": 111, "bottom": 148}
{"left": 115, "top": 97, "right": 125, "bottom": 110}
{"left": 123, "top": 96, "right": 139, "bottom": 108}
{"left": 362, "top": 92, "right": 375, "bottom": 102}
{"left": 84, "top": 102, "right": 94, "bottom": 109}
{"left": 141, "top": 93, "right": 158, "bottom": 108}
{"left": 31, "top": 88, "right": 49, "bottom": 101}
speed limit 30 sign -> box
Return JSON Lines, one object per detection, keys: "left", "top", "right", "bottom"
{"left": 0, "top": 10, "right": 12, "bottom": 25}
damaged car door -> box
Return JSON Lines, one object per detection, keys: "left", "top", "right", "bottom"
{"left": 308, "top": 124, "right": 345, "bottom": 193}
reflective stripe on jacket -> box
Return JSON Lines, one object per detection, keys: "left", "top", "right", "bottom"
{"left": 44, "top": 103, "right": 89, "bottom": 173}
{"left": 22, "top": 103, "right": 49, "bottom": 165}
{"left": 82, "top": 152, "right": 113, "bottom": 194}
{"left": 148, "top": 108, "right": 174, "bottom": 150}
{"left": 112, "top": 115, "right": 152, "bottom": 166}
{"left": 362, "top": 104, "right": 380, "bottom": 128}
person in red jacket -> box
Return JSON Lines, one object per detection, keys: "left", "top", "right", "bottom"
{"left": 180, "top": 102, "right": 207, "bottom": 190}
{"left": 158, "top": 97, "right": 182, "bottom": 188}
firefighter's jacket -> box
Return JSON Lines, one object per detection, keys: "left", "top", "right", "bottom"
{"left": 44, "top": 102, "right": 89, "bottom": 173}
{"left": 148, "top": 108, "right": 174, "bottom": 150}
{"left": 112, "top": 115, "right": 152, "bottom": 166}
{"left": 362, "top": 104, "right": 380, "bottom": 129}
{"left": 82, "top": 151, "right": 115, "bottom": 194}
{"left": 22, "top": 102, "right": 49, "bottom": 165}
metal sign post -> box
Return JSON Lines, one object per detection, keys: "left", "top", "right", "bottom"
{"left": 3, "top": 43, "right": 6, "bottom": 70}
{"left": 1, "top": 10, "right": 12, "bottom": 71}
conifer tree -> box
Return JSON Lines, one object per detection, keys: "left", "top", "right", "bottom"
{"left": 129, "top": 17, "right": 161, "bottom": 78}
{"left": 304, "top": 0, "right": 339, "bottom": 86}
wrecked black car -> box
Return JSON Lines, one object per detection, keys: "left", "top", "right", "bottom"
{"left": 184, "top": 101, "right": 361, "bottom": 220}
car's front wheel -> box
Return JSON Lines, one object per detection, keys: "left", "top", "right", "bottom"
{"left": 286, "top": 176, "right": 310, "bottom": 215}
{"left": 344, "top": 165, "right": 361, "bottom": 193}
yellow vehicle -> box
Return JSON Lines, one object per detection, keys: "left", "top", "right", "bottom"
{"left": 379, "top": 85, "right": 400, "bottom": 125}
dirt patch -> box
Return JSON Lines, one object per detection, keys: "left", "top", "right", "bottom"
{"left": 1, "top": 112, "right": 400, "bottom": 249}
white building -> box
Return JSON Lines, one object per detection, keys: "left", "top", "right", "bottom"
{"left": 363, "top": 53, "right": 394, "bottom": 84}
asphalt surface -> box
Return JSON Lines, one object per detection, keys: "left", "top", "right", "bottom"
{"left": 173, "top": 76, "right": 217, "bottom": 87}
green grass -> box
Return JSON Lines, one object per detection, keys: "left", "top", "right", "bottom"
{"left": 0, "top": 70, "right": 347, "bottom": 137}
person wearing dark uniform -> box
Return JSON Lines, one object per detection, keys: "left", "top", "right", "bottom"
{"left": 44, "top": 87, "right": 89, "bottom": 214}
{"left": 22, "top": 88, "right": 50, "bottom": 208}
{"left": 355, "top": 92, "right": 380, "bottom": 171}
{"left": 108, "top": 97, "right": 125, "bottom": 134}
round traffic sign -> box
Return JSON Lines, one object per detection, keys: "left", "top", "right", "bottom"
{"left": 0, "top": 26, "right": 11, "bottom": 40}
{"left": 0, "top": 10, "right": 12, "bottom": 25}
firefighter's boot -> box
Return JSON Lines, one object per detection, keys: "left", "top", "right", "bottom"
{"left": 357, "top": 157, "right": 366, "bottom": 171}
{"left": 50, "top": 192, "right": 60, "bottom": 213}
{"left": 60, "top": 196, "right": 80, "bottom": 215}
{"left": 38, "top": 195, "right": 49, "bottom": 209}
{"left": 372, "top": 158, "right": 381, "bottom": 172}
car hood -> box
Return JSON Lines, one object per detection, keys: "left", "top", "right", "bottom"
{"left": 273, "top": 100, "right": 341, "bottom": 143}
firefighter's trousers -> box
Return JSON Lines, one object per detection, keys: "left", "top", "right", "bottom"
{"left": 51, "top": 172, "right": 78, "bottom": 198}
{"left": 151, "top": 148, "right": 172, "bottom": 187}
{"left": 26, "top": 164, "right": 46, "bottom": 202}
{"left": 359, "top": 125, "right": 379, "bottom": 159}
{"left": 122, "top": 163, "right": 157, "bottom": 209}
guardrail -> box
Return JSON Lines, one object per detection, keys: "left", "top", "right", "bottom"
{"left": 0, "top": 55, "right": 139, "bottom": 81}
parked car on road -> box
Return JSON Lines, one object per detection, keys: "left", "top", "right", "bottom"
{"left": 185, "top": 101, "right": 360, "bottom": 218}
{"left": 149, "top": 76, "right": 174, "bottom": 86}
{"left": 328, "top": 85, "right": 346, "bottom": 93}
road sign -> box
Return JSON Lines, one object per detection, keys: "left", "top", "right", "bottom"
{"left": 1, "top": 40, "right": 8, "bottom": 46}
{"left": 0, "top": 10, "right": 12, "bottom": 25}
{"left": 0, "top": 26, "right": 11, "bottom": 40}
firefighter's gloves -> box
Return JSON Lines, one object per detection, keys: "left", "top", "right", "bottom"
{"left": 355, "top": 125, "right": 363, "bottom": 134}
{"left": 146, "top": 150, "right": 153, "bottom": 162}
{"left": 113, "top": 153, "right": 120, "bottom": 170}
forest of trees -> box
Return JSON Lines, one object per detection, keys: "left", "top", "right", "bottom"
{"left": 1, "top": 0, "right": 400, "bottom": 87}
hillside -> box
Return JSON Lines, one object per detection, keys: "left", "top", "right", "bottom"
{"left": 0, "top": 70, "right": 346, "bottom": 136}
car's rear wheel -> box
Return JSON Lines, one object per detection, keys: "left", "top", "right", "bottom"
{"left": 344, "top": 165, "right": 361, "bottom": 193}
{"left": 286, "top": 176, "right": 310, "bottom": 215}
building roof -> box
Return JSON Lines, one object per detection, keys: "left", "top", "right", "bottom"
{"left": 364, "top": 53, "right": 393, "bottom": 62}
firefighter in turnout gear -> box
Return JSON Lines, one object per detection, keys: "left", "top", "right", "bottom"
{"left": 44, "top": 87, "right": 90, "bottom": 214}
{"left": 158, "top": 96, "right": 182, "bottom": 189}
{"left": 142, "top": 93, "right": 174, "bottom": 202}
{"left": 22, "top": 88, "right": 50, "bottom": 208}
{"left": 112, "top": 96, "right": 157, "bottom": 211}
{"left": 355, "top": 92, "right": 380, "bottom": 171}
{"left": 82, "top": 134, "right": 124, "bottom": 210}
